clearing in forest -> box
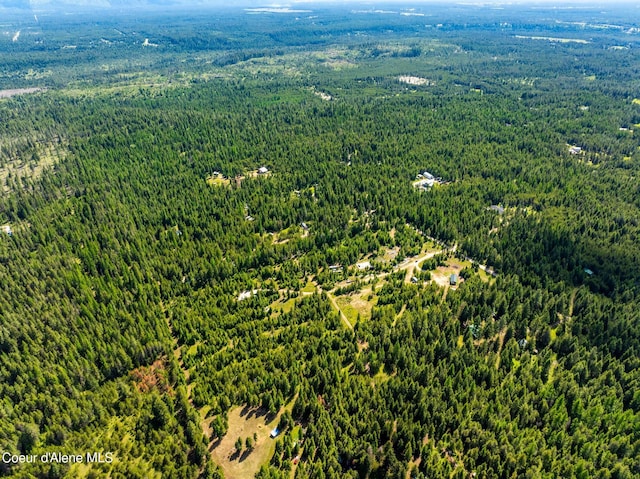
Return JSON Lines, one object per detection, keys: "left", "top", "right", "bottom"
{"left": 206, "top": 174, "right": 231, "bottom": 187}
{"left": 396, "top": 248, "right": 442, "bottom": 284}
{"left": 313, "top": 90, "right": 332, "bottom": 101}
{"left": 335, "top": 286, "right": 378, "bottom": 323}
{"left": 210, "top": 400, "right": 294, "bottom": 479}
{"left": 269, "top": 282, "right": 316, "bottom": 315}
{"left": 398, "top": 75, "right": 434, "bottom": 86}
{"left": 270, "top": 225, "right": 305, "bottom": 245}
{"left": 301, "top": 281, "right": 317, "bottom": 295}
{"left": 514, "top": 35, "right": 590, "bottom": 44}
{"left": 271, "top": 295, "right": 297, "bottom": 315}
{"left": 381, "top": 245, "right": 400, "bottom": 262}
{"left": 428, "top": 258, "right": 469, "bottom": 289}
{"left": 0, "top": 138, "right": 66, "bottom": 193}
{"left": 0, "top": 87, "right": 45, "bottom": 98}
{"left": 326, "top": 291, "right": 354, "bottom": 330}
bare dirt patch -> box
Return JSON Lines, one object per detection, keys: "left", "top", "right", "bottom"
{"left": 403, "top": 250, "right": 441, "bottom": 282}
{"left": 431, "top": 268, "right": 454, "bottom": 288}
{"left": 382, "top": 246, "right": 400, "bottom": 262}
{"left": 0, "top": 87, "right": 45, "bottom": 99}
{"left": 428, "top": 257, "right": 469, "bottom": 289}
{"left": 398, "top": 76, "right": 434, "bottom": 86}
{"left": 313, "top": 90, "right": 332, "bottom": 101}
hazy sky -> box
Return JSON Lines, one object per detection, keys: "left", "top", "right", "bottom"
{"left": 291, "top": 0, "right": 638, "bottom": 4}
{"left": 7, "top": 0, "right": 640, "bottom": 4}
{"left": 2, "top": 0, "right": 638, "bottom": 9}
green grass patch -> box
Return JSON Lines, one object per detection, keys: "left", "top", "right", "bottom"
{"left": 302, "top": 282, "right": 316, "bottom": 294}
{"left": 290, "top": 425, "right": 302, "bottom": 442}
{"left": 336, "top": 296, "right": 360, "bottom": 324}
{"left": 68, "top": 416, "right": 161, "bottom": 478}
{"left": 478, "top": 268, "right": 490, "bottom": 282}
{"left": 206, "top": 175, "right": 231, "bottom": 187}
{"left": 187, "top": 342, "right": 200, "bottom": 357}
{"left": 421, "top": 240, "right": 439, "bottom": 253}
{"left": 335, "top": 289, "right": 377, "bottom": 323}
{"left": 270, "top": 297, "right": 297, "bottom": 315}
{"left": 372, "top": 370, "right": 390, "bottom": 385}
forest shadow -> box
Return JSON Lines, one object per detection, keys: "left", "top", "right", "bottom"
{"left": 239, "top": 404, "right": 252, "bottom": 417}
{"left": 228, "top": 448, "right": 253, "bottom": 462}
{"left": 209, "top": 437, "right": 222, "bottom": 451}
{"left": 239, "top": 405, "right": 273, "bottom": 421}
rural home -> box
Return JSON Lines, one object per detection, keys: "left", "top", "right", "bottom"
{"left": 415, "top": 178, "right": 435, "bottom": 190}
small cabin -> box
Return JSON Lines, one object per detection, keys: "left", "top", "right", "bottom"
{"left": 449, "top": 273, "right": 458, "bottom": 286}
{"left": 270, "top": 428, "right": 280, "bottom": 438}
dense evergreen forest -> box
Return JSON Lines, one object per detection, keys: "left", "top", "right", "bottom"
{"left": 0, "top": 3, "right": 639, "bottom": 478}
